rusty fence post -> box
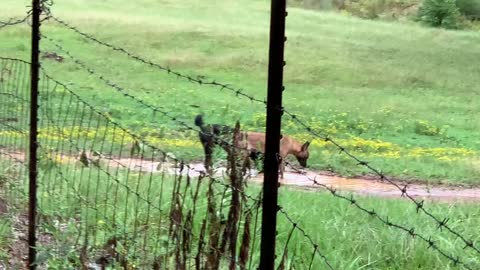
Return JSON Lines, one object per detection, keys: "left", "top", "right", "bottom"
{"left": 28, "top": 0, "right": 41, "bottom": 268}
{"left": 259, "top": 0, "right": 287, "bottom": 269}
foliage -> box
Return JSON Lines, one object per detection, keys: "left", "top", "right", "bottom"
{"left": 344, "top": 0, "right": 387, "bottom": 19}
{"left": 414, "top": 120, "right": 441, "bottom": 136}
{"left": 417, "top": 0, "right": 462, "bottom": 28}
{"left": 1, "top": 0, "right": 480, "bottom": 183}
{"left": 288, "top": 0, "right": 340, "bottom": 10}
{"left": 291, "top": 0, "right": 420, "bottom": 20}
{"left": 456, "top": 0, "right": 480, "bottom": 20}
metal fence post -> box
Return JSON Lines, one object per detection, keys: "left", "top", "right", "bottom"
{"left": 259, "top": 0, "right": 287, "bottom": 269}
{"left": 29, "top": 0, "right": 41, "bottom": 268}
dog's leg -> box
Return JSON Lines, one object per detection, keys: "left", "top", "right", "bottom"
{"left": 243, "top": 154, "right": 251, "bottom": 177}
{"left": 279, "top": 160, "right": 285, "bottom": 182}
{"left": 250, "top": 150, "right": 263, "bottom": 174}
{"left": 203, "top": 140, "right": 213, "bottom": 175}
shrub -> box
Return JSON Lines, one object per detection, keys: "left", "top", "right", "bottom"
{"left": 417, "top": 0, "right": 462, "bottom": 29}
{"left": 414, "top": 120, "right": 441, "bottom": 136}
{"left": 346, "top": 0, "right": 387, "bottom": 19}
{"left": 288, "top": 0, "right": 337, "bottom": 10}
{"left": 456, "top": 0, "right": 480, "bottom": 20}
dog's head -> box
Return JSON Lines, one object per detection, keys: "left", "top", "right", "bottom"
{"left": 295, "top": 141, "right": 310, "bottom": 167}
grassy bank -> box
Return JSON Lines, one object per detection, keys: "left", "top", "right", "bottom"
{"left": 0, "top": 157, "right": 479, "bottom": 269}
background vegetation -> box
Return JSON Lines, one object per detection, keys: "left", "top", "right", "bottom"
{"left": 1, "top": 0, "right": 479, "bottom": 185}
{"left": 1, "top": 0, "right": 480, "bottom": 268}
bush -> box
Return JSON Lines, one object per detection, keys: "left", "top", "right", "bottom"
{"left": 288, "top": 0, "right": 337, "bottom": 10}
{"left": 414, "top": 120, "right": 441, "bottom": 136}
{"left": 456, "top": 0, "right": 480, "bottom": 20}
{"left": 417, "top": 0, "right": 462, "bottom": 29}
{"left": 346, "top": 0, "right": 387, "bottom": 19}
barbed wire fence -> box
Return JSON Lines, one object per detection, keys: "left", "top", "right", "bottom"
{"left": 0, "top": 3, "right": 336, "bottom": 268}
{"left": 39, "top": 11, "right": 480, "bottom": 258}
{"left": 0, "top": 0, "right": 479, "bottom": 269}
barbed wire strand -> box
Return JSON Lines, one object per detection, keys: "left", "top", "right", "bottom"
{"left": 46, "top": 14, "right": 268, "bottom": 106}
{"left": 282, "top": 160, "right": 476, "bottom": 270}
{"left": 41, "top": 29, "right": 480, "bottom": 258}
{"left": 39, "top": 27, "right": 480, "bottom": 264}
{"left": 42, "top": 16, "right": 480, "bottom": 255}
{"left": 40, "top": 33, "right": 262, "bottom": 163}
{"left": 0, "top": 12, "right": 31, "bottom": 29}
{"left": 283, "top": 109, "right": 480, "bottom": 255}
{"left": 34, "top": 44, "right": 336, "bottom": 267}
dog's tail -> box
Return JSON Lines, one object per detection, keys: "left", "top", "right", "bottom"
{"left": 194, "top": 114, "right": 205, "bottom": 129}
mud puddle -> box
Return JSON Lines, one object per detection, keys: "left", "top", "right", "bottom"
{"left": 109, "top": 157, "right": 480, "bottom": 203}
{"left": 2, "top": 149, "right": 479, "bottom": 203}
{"left": 256, "top": 168, "right": 480, "bottom": 202}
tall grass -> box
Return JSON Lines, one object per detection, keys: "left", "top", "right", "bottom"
{"left": 1, "top": 0, "right": 479, "bottom": 185}
{"left": 1, "top": 156, "right": 479, "bottom": 268}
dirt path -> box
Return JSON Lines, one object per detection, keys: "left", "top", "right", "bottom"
{"left": 2, "top": 149, "right": 480, "bottom": 202}
{"left": 108, "top": 157, "right": 480, "bottom": 203}
{"left": 258, "top": 169, "right": 480, "bottom": 202}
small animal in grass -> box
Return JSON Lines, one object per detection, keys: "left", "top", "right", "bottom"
{"left": 242, "top": 132, "right": 310, "bottom": 180}
{"left": 194, "top": 114, "right": 254, "bottom": 175}
{"left": 194, "top": 114, "right": 234, "bottom": 173}
{"left": 194, "top": 114, "right": 310, "bottom": 180}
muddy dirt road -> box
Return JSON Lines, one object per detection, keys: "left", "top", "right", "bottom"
{"left": 2, "top": 149, "right": 479, "bottom": 203}
{"left": 109, "top": 157, "right": 480, "bottom": 203}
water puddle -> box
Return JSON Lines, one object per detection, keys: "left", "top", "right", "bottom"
{"left": 251, "top": 169, "right": 480, "bottom": 203}
{"left": 2, "top": 148, "right": 479, "bottom": 203}
{"left": 113, "top": 157, "right": 480, "bottom": 203}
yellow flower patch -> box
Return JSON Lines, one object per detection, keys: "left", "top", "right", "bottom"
{"left": 0, "top": 126, "right": 476, "bottom": 162}
{"left": 292, "top": 134, "right": 476, "bottom": 161}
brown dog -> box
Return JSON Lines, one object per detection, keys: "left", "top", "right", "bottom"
{"left": 194, "top": 115, "right": 310, "bottom": 180}
{"left": 241, "top": 132, "right": 310, "bottom": 179}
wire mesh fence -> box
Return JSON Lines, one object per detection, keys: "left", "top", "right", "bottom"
{"left": 0, "top": 56, "right": 335, "bottom": 269}
{"left": 1, "top": 57, "right": 239, "bottom": 268}
{"left": 0, "top": 57, "right": 31, "bottom": 269}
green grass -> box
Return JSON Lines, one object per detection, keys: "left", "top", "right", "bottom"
{"left": 278, "top": 186, "right": 480, "bottom": 269}
{"left": 0, "top": 158, "right": 28, "bottom": 265}
{"left": 1, "top": 2, "right": 479, "bottom": 266}
{"left": 0, "top": 219, "right": 11, "bottom": 262}
{"left": 0, "top": 156, "right": 478, "bottom": 269}
{"left": 1, "top": 0, "right": 480, "bottom": 185}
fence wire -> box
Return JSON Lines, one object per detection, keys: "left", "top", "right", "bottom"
{"left": 42, "top": 70, "right": 334, "bottom": 269}
{"left": 0, "top": 57, "right": 31, "bottom": 268}
{"left": 1, "top": 56, "right": 334, "bottom": 269}
{"left": 44, "top": 12, "right": 480, "bottom": 259}
{"left": 0, "top": 56, "right": 336, "bottom": 268}
{"left": 2, "top": 52, "right": 333, "bottom": 269}
{"left": 35, "top": 71, "right": 265, "bottom": 268}
{"left": 0, "top": 2, "right": 479, "bottom": 268}
{"left": 0, "top": 14, "right": 31, "bottom": 30}
{"left": 285, "top": 159, "right": 477, "bottom": 270}
{"left": 39, "top": 31, "right": 337, "bottom": 269}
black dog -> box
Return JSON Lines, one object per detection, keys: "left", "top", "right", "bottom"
{"left": 194, "top": 114, "right": 234, "bottom": 173}
{"left": 194, "top": 114, "right": 262, "bottom": 174}
{"left": 195, "top": 114, "right": 268, "bottom": 176}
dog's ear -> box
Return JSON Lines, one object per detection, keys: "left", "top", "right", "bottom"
{"left": 302, "top": 141, "right": 310, "bottom": 151}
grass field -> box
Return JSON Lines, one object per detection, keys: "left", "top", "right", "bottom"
{"left": 1, "top": 0, "right": 480, "bottom": 185}
{"left": 1, "top": 1, "right": 480, "bottom": 267}
{"left": 1, "top": 156, "right": 479, "bottom": 269}
{"left": 35, "top": 168, "right": 480, "bottom": 269}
